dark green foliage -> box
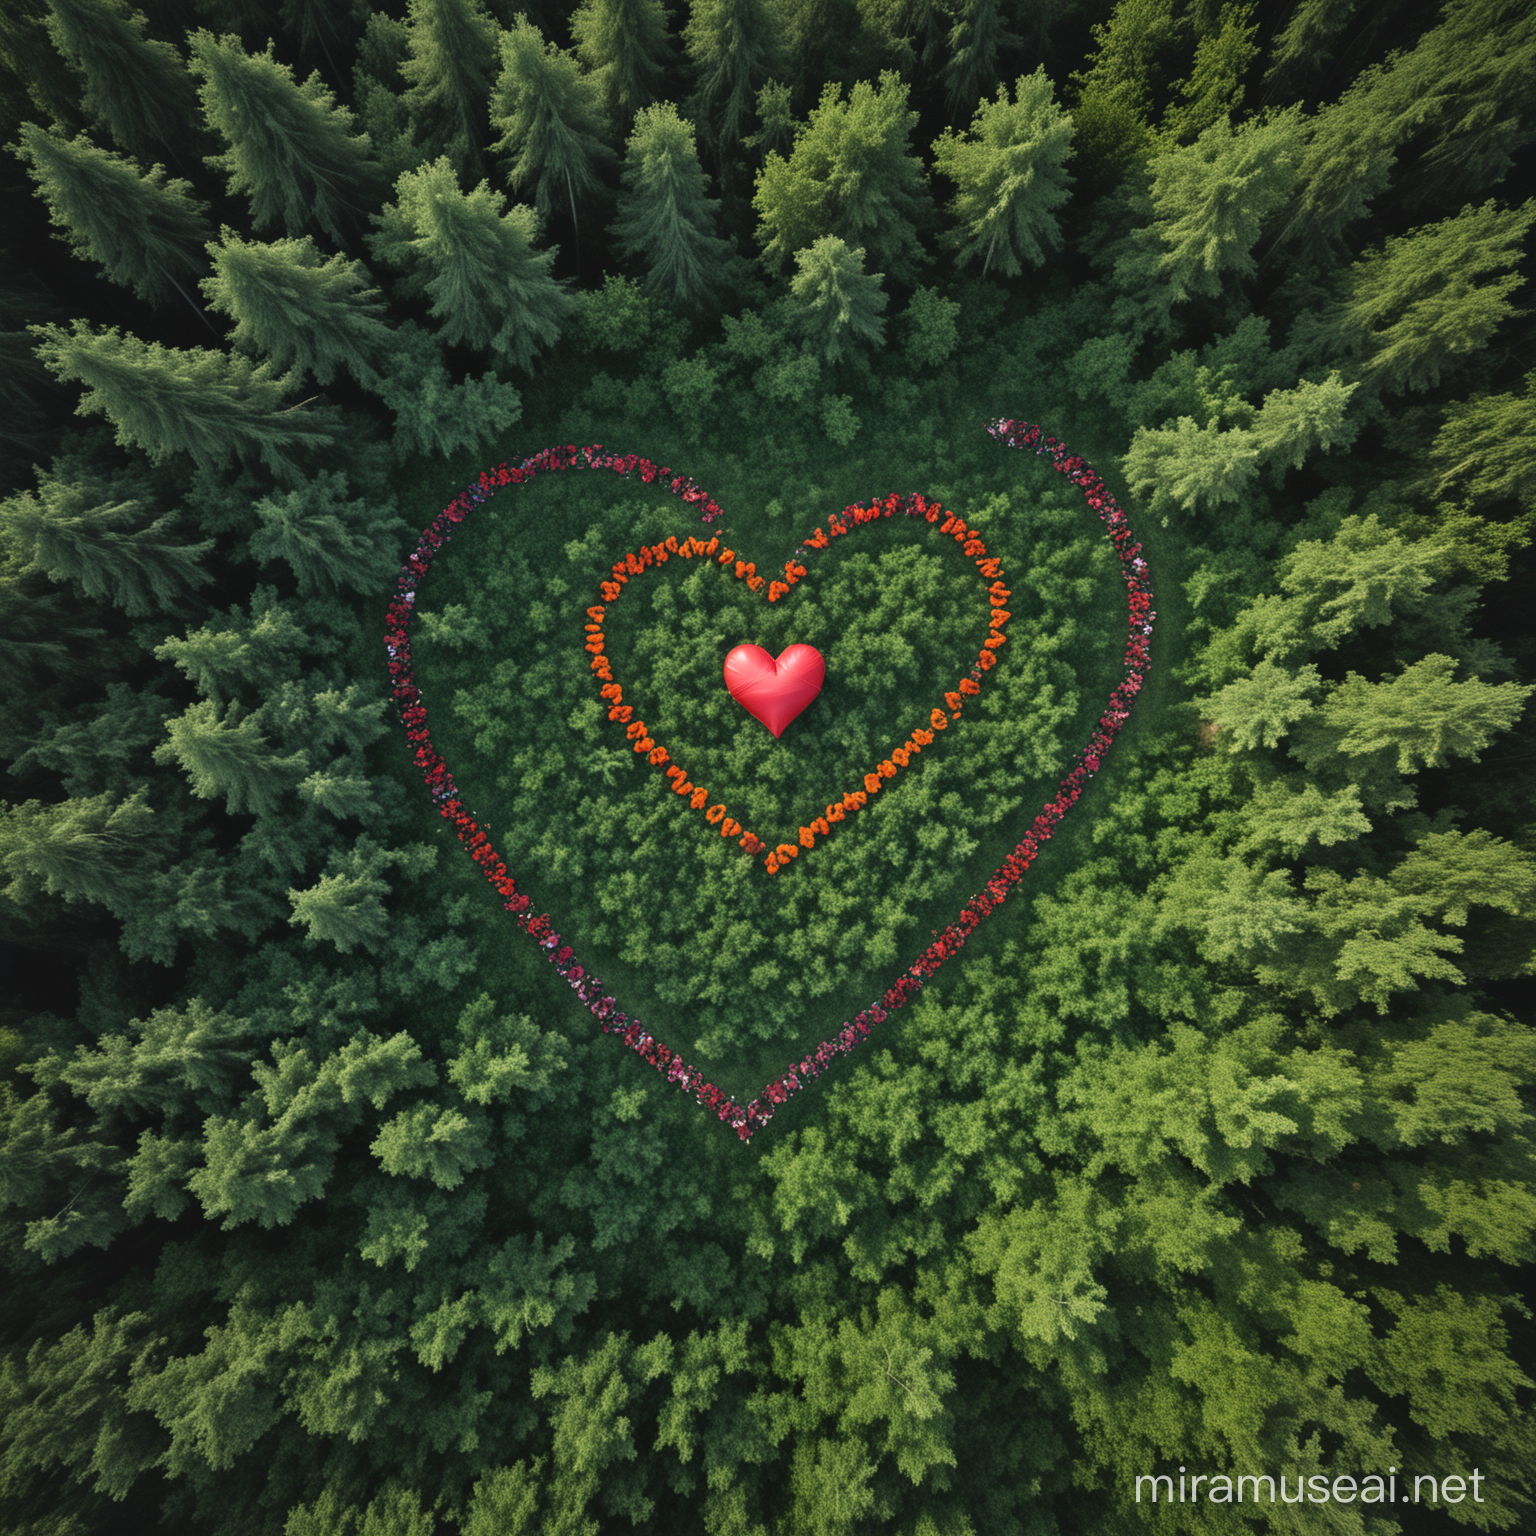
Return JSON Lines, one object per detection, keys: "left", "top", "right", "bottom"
{"left": 682, "top": 0, "right": 787, "bottom": 156}
{"left": 570, "top": 0, "right": 677, "bottom": 132}
{"left": 398, "top": 0, "right": 500, "bottom": 181}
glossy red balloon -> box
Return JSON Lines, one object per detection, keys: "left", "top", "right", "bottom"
{"left": 723, "top": 643, "right": 826, "bottom": 738}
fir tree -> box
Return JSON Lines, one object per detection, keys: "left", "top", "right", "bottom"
{"left": 1160, "top": 0, "right": 1257, "bottom": 144}
{"left": 202, "top": 230, "right": 391, "bottom": 387}
{"left": 1261, "top": 0, "right": 1358, "bottom": 99}
{"left": 787, "top": 235, "right": 888, "bottom": 366}
{"left": 398, "top": 0, "right": 499, "bottom": 181}
{"left": 154, "top": 699, "right": 307, "bottom": 817}
{"left": 287, "top": 840, "right": 395, "bottom": 953}
{"left": 682, "top": 0, "right": 787, "bottom": 156}
{"left": 570, "top": 0, "right": 677, "bottom": 131}
{"left": 930, "top": 68, "right": 1074, "bottom": 278}
{"left": 247, "top": 470, "right": 404, "bottom": 596}
{"left": 489, "top": 16, "right": 612, "bottom": 230}
{"left": 189, "top": 30, "right": 386, "bottom": 246}
{"left": 375, "top": 322, "right": 525, "bottom": 458}
{"left": 941, "top": 0, "right": 1018, "bottom": 121}
{"left": 0, "top": 787, "right": 159, "bottom": 915}
{"left": 371, "top": 157, "right": 575, "bottom": 369}
{"left": 45, "top": 0, "right": 198, "bottom": 163}
{"left": 31, "top": 321, "right": 336, "bottom": 474}
{"left": 15, "top": 124, "right": 211, "bottom": 318}
{"left": 609, "top": 102, "right": 733, "bottom": 308}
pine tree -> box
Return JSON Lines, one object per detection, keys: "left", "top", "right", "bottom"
{"left": 247, "top": 470, "right": 403, "bottom": 595}
{"left": 375, "top": 322, "right": 524, "bottom": 459}
{"left": 1122, "top": 414, "right": 1260, "bottom": 518}
{"left": 398, "top": 0, "right": 499, "bottom": 181}
{"left": 1427, "top": 371, "right": 1536, "bottom": 515}
{"left": 371, "top": 158, "right": 574, "bottom": 368}
{"left": 353, "top": 9, "right": 416, "bottom": 182}
{"left": 45, "top": 0, "right": 198, "bottom": 163}
{"left": 0, "top": 459, "right": 212, "bottom": 616}
{"left": 787, "top": 236, "right": 887, "bottom": 366}
{"left": 930, "top": 68, "right": 1074, "bottom": 278}
{"left": 189, "top": 30, "right": 386, "bottom": 246}
{"left": 287, "top": 840, "right": 394, "bottom": 953}
{"left": 682, "top": 0, "right": 787, "bottom": 156}
{"left": 31, "top": 321, "right": 336, "bottom": 474}
{"left": 154, "top": 699, "right": 307, "bottom": 816}
{"left": 202, "top": 231, "right": 391, "bottom": 387}
{"left": 753, "top": 70, "right": 933, "bottom": 285}
{"left": 1261, "top": 0, "right": 1358, "bottom": 99}
{"left": 490, "top": 16, "right": 611, "bottom": 230}
{"left": 609, "top": 103, "right": 733, "bottom": 308}
{"left": 1160, "top": 0, "right": 1257, "bottom": 144}
{"left": 570, "top": 0, "right": 676, "bottom": 131}
{"left": 16, "top": 124, "right": 211, "bottom": 316}
{"left": 941, "top": 0, "right": 1018, "bottom": 121}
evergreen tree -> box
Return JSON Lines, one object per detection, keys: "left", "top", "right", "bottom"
{"left": 753, "top": 70, "right": 933, "bottom": 285}
{"left": 930, "top": 68, "right": 1074, "bottom": 278}
{"left": 941, "top": 0, "right": 1018, "bottom": 121}
{"left": 202, "top": 230, "right": 391, "bottom": 387}
{"left": 0, "top": 460, "right": 212, "bottom": 616}
{"left": 353, "top": 9, "right": 417, "bottom": 182}
{"left": 371, "top": 158, "right": 574, "bottom": 369}
{"left": 1427, "top": 371, "right": 1536, "bottom": 516}
{"left": 1162, "top": 1, "right": 1258, "bottom": 145}
{"left": 1123, "top": 413, "right": 1259, "bottom": 518}
{"left": 1262, "top": 0, "right": 1358, "bottom": 99}
{"left": 45, "top": 0, "right": 198, "bottom": 163}
{"left": 31, "top": 321, "right": 336, "bottom": 474}
{"left": 247, "top": 470, "right": 404, "bottom": 595}
{"left": 609, "top": 102, "right": 733, "bottom": 308}
{"left": 682, "top": 0, "right": 786, "bottom": 156}
{"left": 287, "top": 840, "right": 395, "bottom": 953}
{"left": 742, "top": 75, "right": 794, "bottom": 161}
{"left": 399, "top": 0, "right": 499, "bottom": 181}
{"left": 189, "top": 30, "right": 386, "bottom": 246}
{"left": 570, "top": 0, "right": 677, "bottom": 131}
{"left": 375, "top": 322, "right": 525, "bottom": 459}
{"left": 0, "top": 787, "right": 160, "bottom": 915}
{"left": 786, "top": 235, "right": 887, "bottom": 366}
{"left": 489, "top": 16, "right": 611, "bottom": 229}
{"left": 153, "top": 699, "right": 307, "bottom": 817}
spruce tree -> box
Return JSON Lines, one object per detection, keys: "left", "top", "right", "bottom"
{"left": 1159, "top": 0, "right": 1257, "bottom": 144}
{"left": 189, "top": 30, "right": 386, "bottom": 246}
{"left": 787, "top": 235, "right": 887, "bottom": 366}
{"left": 287, "top": 841, "right": 393, "bottom": 953}
{"left": 570, "top": 0, "right": 677, "bottom": 131}
{"left": 375, "top": 322, "right": 524, "bottom": 458}
{"left": 931, "top": 68, "right": 1074, "bottom": 278}
{"left": 202, "top": 231, "right": 391, "bottom": 387}
{"left": 682, "top": 0, "right": 787, "bottom": 156}
{"left": 0, "top": 787, "right": 159, "bottom": 915}
{"left": 941, "top": 0, "right": 1019, "bottom": 121}
{"left": 154, "top": 699, "right": 307, "bottom": 817}
{"left": 45, "top": 0, "right": 198, "bottom": 163}
{"left": 248, "top": 471, "right": 403, "bottom": 596}
{"left": 398, "top": 0, "right": 499, "bottom": 181}
{"left": 15, "top": 124, "right": 211, "bottom": 320}
{"left": 371, "top": 157, "right": 575, "bottom": 369}
{"left": 489, "top": 16, "right": 611, "bottom": 229}
{"left": 609, "top": 103, "right": 733, "bottom": 308}
{"left": 753, "top": 70, "right": 933, "bottom": 285}
{"left": 31, "top": 321, "right": 336, "bottom": 474}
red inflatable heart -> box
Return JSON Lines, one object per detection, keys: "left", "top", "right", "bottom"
{"left": 385, "top": 423, "right": 1155, "bottom": 1142}
{"left": 723, "top": 643, "right": 826, "bottom": 737}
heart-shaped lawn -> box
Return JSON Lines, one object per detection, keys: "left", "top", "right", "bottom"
{"left": 385, "top": 421, "right": 1154, "bottom": 1141}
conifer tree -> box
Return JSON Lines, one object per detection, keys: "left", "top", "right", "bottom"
{"left": 15, "top": 124, "right": 211, "bottom": 316}
{"left": 202, "top": 231, "right": 391, "bottom": 387}
{"left": 353, "top": 9, "right": 416, "bottom": 182}
{"left": 189, "top": 30, "right": 386, "bottom": 246}
{"left": 375, "top": 322, "right": 524, "bottom": 458}
{"left": 247, "top": 470, "right": 403, "bottom": 595}
{"left": 31, "top": 322, "right": 336, "bottom": 474}
{"left": 0, "top": 787, "right": 159, "bottom": 915}
{"left": 398, "top": 0, "right": 499, "bottom": 181}
{"left": 45, "top": 0, "right": 198, "bottom": 163}
{"left": 0, "top": 462, "right": 212, "bottom": 616}
{"left": 154, "top": 699, "right": 307, "bottom": 817}
{"left": 489, "top": 16, "right": 611, "bottom": 229}
{"left": 609, "top": 103, "right": 733, "bottom": 308}
{"left": 743, "top": 76, "right": 794, "bottom": 161}
{"left": 570, "top": 0, "right": 677, "bottom": 130}
{"left": 1427, "top": 371, "right": 1536, "bottom": 516}
{"left": 1160, "top": 0, "right": 1257, "bottom": 143}
{"left": 1262, "top": 0, "right": 1358, "bottom": 98}
{"left": 930, "top": 69, "right": 1074, "bottom": 278}
{"left": 287, "top": 841, "right": 394, "bottom": 953}
{"left": 371, "top": 158, "right": 575, "bottom": 368}
{"left": 941, "top": 0, "right": 1018, "bottom": 120}
{"left": 787, "top": 235, "right": 887, "bottom": 366}
{"left": 753, "top": 70, "right": 933, "bottom": 285}
{"left": 682, "top": 0, "right": 787, "bottom": 156}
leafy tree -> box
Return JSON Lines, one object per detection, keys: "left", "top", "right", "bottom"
{"left": 682, "top": 0, "right": 786, "bottom": 156}
{"left": 930, "top": 68, "right": 1074, "bottom": 278}
{"left": 398, "top": 0, "right": 499, "bottom": 181}
{"left": 202, "top": 231, "right": 391, "bottom": 387}
{"left": 189, "top": 30, "right": 386, "bottom": 246}
{"left": 15, "top": 124, "right": 211, "bottom": 316}
{"left": 44, "top": 0, "right": 198, "bottom": 163}
{"left": 609, "top": 102, "right": 734, "bottom": 308}
{"left": 30, "top": 321, "right": 335, "bottom": 474}
{"left": 786, "top": 235, "right": 888, "bottom": 365}
{"left": 753, "top": 70, "right": 933, "bottom": 284}
{"left": 941, "top": 0, "right": 1018, "bottom": 120}
{"left": 371, "top": 157, "right": 575, "bottom": 369}
{"left": 154, "top": 699, "right": 308, "bottom": 816}
{"left": 571, "top": 0, "right": 677, "bottom": 130}
{"left": 489, "top": 15, "right": 611, "bottom": 230}
{"left": 900, "top": 285, "right": 959, "bottom": 369}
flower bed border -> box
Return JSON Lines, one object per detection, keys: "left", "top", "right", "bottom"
{"left": 383, "top": 423, "right": 1154, "bottom": 1143}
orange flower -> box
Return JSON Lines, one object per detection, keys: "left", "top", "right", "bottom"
{"left": 958, "top": 677, "right": 980, "bottom": 696}
{"left": 891, "top": 746, "right": 911, "bottom": 767}
{"left": 600, "top": 682, "right": 623, "bottom": 702}
{"left": 690, "top": 786, "right": 709, "bottom": 810}
{"left": 609, "top": 704, "right": 633, "bottom": 723}
{"left": 826, "top": 802, "right": 846, "bottom": 823}
{"left": 767, "top": 581, "right": 787, "bottom": 602}
{"left": 930, "top": 708, "right": 949, "bottom": 731}
{"left": 766, "top": 853, "right": 780, "bottom": 874}
{"left": 842, "top": 789, "right": 867, "bottom": 811}
{"left": 877, "top": 759, "right": 896, "bottom": 778}
{"left": 633, "top": 736, "right": 654, "bottom": 753}
{"left": 672, "top": 777, "right": 695, "bottom": 797}
{"left": 648, "top": 746, "right": 670, "bottom": 766}
{"left": 705, "top": 536, "right": 720, "bottom": 556}
{"left": 589, "top": 654, "right": 611, "bottom": 673}
{"left": 812, "top": 816, "right": 830, "bottom": 836}
{"left": 944, "top": 691, "right": 964, "bottom": 713}
{"left": 799, "top": 826, "right": 816, "bottom": 849}
{"left": 984, "top": 631, "right": 1006, "bottom": 649}
{"left": 776, "top": 843, "right": 798, "bottom": 860}
{"left": 624, "top": 719, "right": 646, "bottom": 738}
{"left": 665, "top": 764, "right": 686, "bottom": 781}
{"left": 911, "top": 727, "right": 935, "bottom": 746}
{"left": 665, "top": 535, "right": 679, "bottom": 554}
{"left": 963, "top": 538, "right": 986, "bottom": 557}
{"left": 976, "top": 557, "right": 1001, "bottom": 579}
{"left": 721, "top": 817, "right": 741, "bottom": 838}
{"left": 990, "top": 609, "right": 1011, "bottom": 628}
{"left": 977, "top": 649, "right": 996, "bottom": 671}
{"left": 706, "top": 803, "right": 727, "bottom": 824}
{"left": 718, "top": 547, "right": 734, "bottom": 565}
{"left": 747, "top": 575, "right": 765, "bottom": 592}
{"left": 863, "top": 772, "right": 881, "bottom": 794}
{"left": 586, "top": 605, "right": 606, "bottom": 622}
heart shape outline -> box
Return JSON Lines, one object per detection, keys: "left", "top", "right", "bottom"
{"left": 384, "top": 421, "right": 1154, "bottom": 1142}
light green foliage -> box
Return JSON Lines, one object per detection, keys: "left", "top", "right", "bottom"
{"left": 156, "top": 699, "right": 308, "bottom": 816}
{"left": 398, "top": 0, "right": 499, "bottom": 180}
{"left": 930, "top": 69, "right": 1074, "bottom": 278}
{"left": 1066, "top": 0, "right": 1183, "bottom": 182}
{"left": 570, "top": 0, "right": 677, "bottom": 131}
{"left": 683, "top": 0, "right": 787, "bottom": 153}
{"left": 16, "top": 125, "right": 210, "bottom": 309}
{"left": 1160, "top": 0, "right": 1257, "bottom": 144}
{"left": 287, "top": 838, "right": 400, "bottom": 953}
{"left": 787, "top": 235, "right": 888, "bottom": 365}
{"left": 0, "top": 787, "right": 158, "bottom": 912}
{"left": 1122, "top": 412, "right": 1260, "bottom": 517}
{"left": 1428, "top": 370, "right": 1536, "bottom": 515}
{"left": 753, "top": 70, "right": 933, "bottom": 284}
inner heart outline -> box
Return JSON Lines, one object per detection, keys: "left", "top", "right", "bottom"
{"left": 384, "top": 421, "right": 1155, "bottom": 1143}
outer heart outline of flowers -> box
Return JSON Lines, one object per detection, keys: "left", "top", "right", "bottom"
{"left": 384, "top": 420, "right": 1156, "bottom": 1143}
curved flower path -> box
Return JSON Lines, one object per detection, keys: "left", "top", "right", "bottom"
{"left": 384, "top": 420, "right": 1155, "bottom": 1142}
